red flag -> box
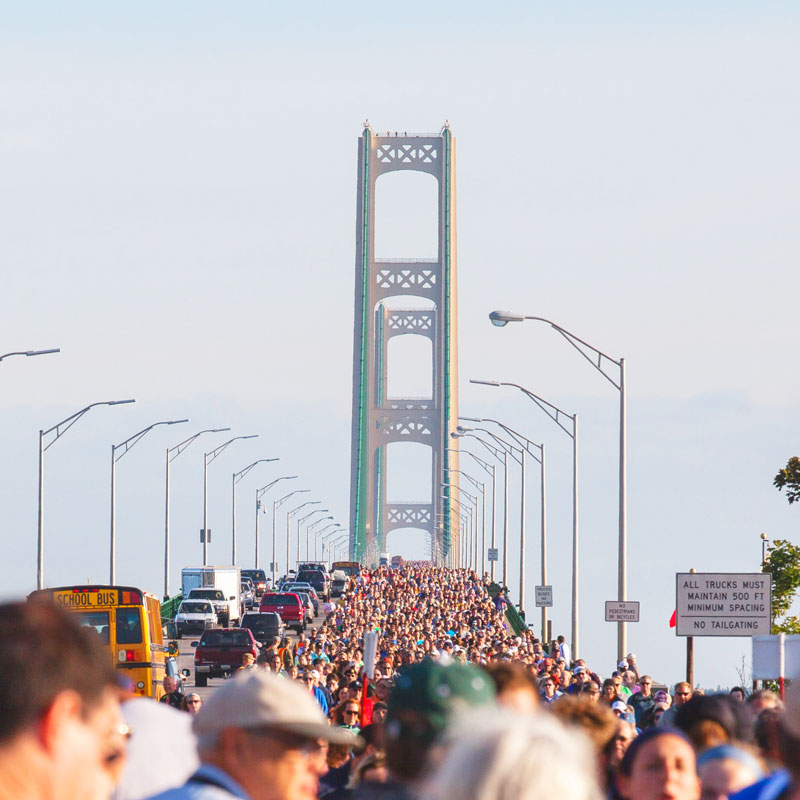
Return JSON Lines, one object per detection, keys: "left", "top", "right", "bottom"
{"left": 669, "top": 609, "right": 677, "bottom": 628}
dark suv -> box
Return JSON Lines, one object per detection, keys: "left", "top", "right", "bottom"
{"left": 192, "top": 628, "right": 259, "bottom": 687}
{"left": 296, "top": 569, "right": 329, "bottom": 601}
{"left": 240, "top": 611, "right": 285, "bottom": 647}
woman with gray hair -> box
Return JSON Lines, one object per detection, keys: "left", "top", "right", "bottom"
{"left": 423, "top": 708, "right": 602, "bottom": 800}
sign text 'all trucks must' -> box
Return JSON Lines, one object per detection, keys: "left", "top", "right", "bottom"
{"left": 675, "top": 572, "right": 772, "bottom": 637}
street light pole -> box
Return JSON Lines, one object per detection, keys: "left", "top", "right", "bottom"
{"left": 472, "top": 378, "right": 581, "bottom": 658}
{"left": 165, "top": 428, "right": 230, "bottom": 598}
{"left": 203, "top": 435, "right": 258, "bottom": 565}
{"left": 232, "top": 459, "right": 279, "bottom": 565}
{"left": 298, "top": 510, "right": 330, "bottom": 560}
{"left": 0, "top": 348, "right": 60, "bottom": 363}
{"left": 304, "top": 516, "right": 334, "bottom": 559}
{"left": 110, "top": 418, "right": 188, "bottom": 584}
{"left": 286, "top": 501, "right": 319, "bottom": 568}
{"left": 489, "top": 310, "right": 627, "bottom": 659}
{"left": 274, "top": 491, "right": 310, "bottom": 575}
{"left": 254, "top": 475, "right": 297, "bottom": 577}
{"left": 449, "top": 448, "right": 494, "bottom": 578}
{"left": 37, "top": 398, "right": 135, "bottom": 590}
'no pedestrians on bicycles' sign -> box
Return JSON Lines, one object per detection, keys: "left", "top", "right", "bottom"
{"left": 675, "top": 572, "right": 772, "bottom": 637}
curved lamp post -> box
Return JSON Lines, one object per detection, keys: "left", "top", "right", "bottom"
{"left": 164, "top": 428, "right": 230, "bottom": 597}
{"left": 37, "top": 398, "right": 135, "bottom": 589}
{"left": 472, "top": 378, "right": 580, "bottom": 657}
{"left": 110, "top": 418, "right": 188, "bottom": 584}
{"left": 489, "top": 310, "right": 627, "bottom": 658}
{"left": 202, "top": 435, "right": 258, "bottom": 564}
{"left": 232, "top": 459, "right": 279, "bottom": 565}
{"left": 286, "top": 498, "right": 317, "bottom": 571}
{"left": 1, "top": 348, "right": 60, "bottom": 363}
{"left": 254, "top": 476, "right": 297, "bottom": 580}
{"left": 298, "top": 509, "right": 329, "bottom": 560}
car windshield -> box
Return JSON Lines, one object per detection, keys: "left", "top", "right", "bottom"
{"left": 261, "top": 594, "right": 299, "bottom": 604}
{"left": 180, "top": 602, "right": 212, "bottom": 614}
{"left": 242, "top": 615, "right": 279, "bottom": 635}
{"left": 190, "top": 590, "right": 225, "bottom": 600}
{"left": 242, "top": 570, "right": 266, "bottom": 582}
{"left": 200, "top": 630, "right": 251, "bottom": 647}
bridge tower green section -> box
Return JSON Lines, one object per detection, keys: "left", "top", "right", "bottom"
{"left": 349, "top": 124, "right": 460, "bottom": 566}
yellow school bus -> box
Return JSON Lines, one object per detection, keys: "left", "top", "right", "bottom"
{"left": 30, "top": 585, "right": 169, "bottom": 699}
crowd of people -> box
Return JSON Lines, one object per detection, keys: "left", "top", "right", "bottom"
{"left": 1, "top": 565, "right": 797, "bottom": 800}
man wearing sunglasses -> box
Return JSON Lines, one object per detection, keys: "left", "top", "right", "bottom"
{"left": 147, "top": 671, "right": 357, "bottom": 800}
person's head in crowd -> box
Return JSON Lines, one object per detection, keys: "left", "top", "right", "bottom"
{"left": 374, "top": 678, "right": 393, "bottom": 702}
{"left": 674, "top": 694, "right": 751, "bottom": 752}
{"left": 746, "top": 689, "right": 782, "bottom": 715}
{"left": 0, "top": 600, "right": 122, "bottom": 800}
{"left": 602, "top": 679, "right": 618, "bottom": 704}
{"left": 349, "top": 752, "right": 389, "bottom": 786}
{"left": 674, "top": 682, "right": 693, "bottom": 708}
{"left": 163, "top": 675, "right": 179, "bottom": 695}
{"left": 484, "top": 662, "right": 539, "bottom": 714}
{"left": 190, "top": 670, "right": 356, "bottom": 800}
{"left": 753, "top": 707, "right": 784, "bottom": 767}
{"left": 424, "top": 708, "right": 602, "bottom": 800}
{"left": 182, "top": 693, "right": 203, "bottom": 715}
{"left": 385, "top": 660, "right": 495, "bottom": 782}
{"left": 581, "top": 682, "right": 602, "bottom": 703}
{"left": 372, "top": 702, "right": 388, "bottom": 723}
{"left": 729, "top": 687, "right": 746, "bottom": 703}
{"left": 655, "top": 689, "right": 671, "bottom": 706}
{"left": 609, "top": 719, "right": 637, "bottom": 772}
{"left": 326, "top": 742, "right": 351, "bottom": 769}
{"left": 549, "top": 695, "right": 618, "bottom": 786}
{"left": 696, "top": 744, "right": 763, "bottom": 800}
{"left": 616, "top": 728, "right": 701, "bottom": 800}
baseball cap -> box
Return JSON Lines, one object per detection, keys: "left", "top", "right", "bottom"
{"left": 611, "top": 700, "right": 629, "bottom": 715}
{"left": 617, "top": 660, "right": 627, "bottom": 670}
{"left": 193, "top": 670, "right": 357, "bottom": 745}
{"left": 387, "top": 660, "right": 495, "bottom": 736}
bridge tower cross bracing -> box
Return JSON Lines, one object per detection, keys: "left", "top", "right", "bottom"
{"left": 349, "top": 123, "right": 460, "bottom": 567}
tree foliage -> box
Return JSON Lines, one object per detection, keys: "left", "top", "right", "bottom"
{"left": 762, "top": 538, "right": 800, "bottom": 629}
{"left": 774, "top": 457, "right": 800, "bottom": 504}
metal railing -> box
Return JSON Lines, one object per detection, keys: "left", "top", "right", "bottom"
{"left": 160, "top": 592, "right": 182, "bottom": 621}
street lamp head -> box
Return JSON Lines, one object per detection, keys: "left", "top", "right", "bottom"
{"left": 211, "top": 428, "right": 232, "bottom": 433}
{"left": 108, "top": 399, "right": 136, "bottom": 406}
{"left": 456, "top": 425, "right": 475, "bottom": 434}
{"left": 167, "top": 419, "right": 190, "bottom": 425}
{"left": 470, "top": 379, "right": 500, "bottom": 387}
{"left": 760, "top": 532, "right": 768, "bottom": 541}
{"left": 489, "top": 310, "right": 524, "bottom": 327}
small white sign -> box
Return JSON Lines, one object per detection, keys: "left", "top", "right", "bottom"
{"left": 487, "top": 548, "right": 498, "bottom": 562}
{"left": 535, "top": 585, "right": 553, "bottom": 607}
{"left": 605, "top": 601, "right": 640, "bottom": 622}
{"left": 752, "top": 635, "right": 800, "bottom": 679}
{"left": 676, "top": 572, "right": 772, "bottom": 637}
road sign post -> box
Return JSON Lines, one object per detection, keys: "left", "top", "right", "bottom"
{"left": 535, "top": 585, "right": 553, "bottom": 607}
{"left": 488, "top": 548, "right": 498, "bottom": 562}
{"left": 605, "top": 601, "right": 640, "bottom": 622}
{"left": 676, "top": 573, "right": 771, "bottom": 636}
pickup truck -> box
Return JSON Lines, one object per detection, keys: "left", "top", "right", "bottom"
{"left": 192, "top": 628, "right": 259, "bottom": 687}
{"left": 174, "top": 599, "right": 217, "bottom": 637}
{"left": 259, "top": 592, "right": 306, "bottom": 632}
{"left": 186, "top": 588, "right": 232, "bottom": 625}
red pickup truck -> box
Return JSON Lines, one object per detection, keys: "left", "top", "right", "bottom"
{"left": 192, "top": 628, "right": 259, "bottom": 687}
{"left": 259, "top": 592, "right": 306, "bottom": 632}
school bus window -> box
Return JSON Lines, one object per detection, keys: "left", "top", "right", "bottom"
{"left": 116, "top": 607, "right": 143, "bottom": 644}
{"left": 74, "top": 611, "right": 110, "bottom": 644}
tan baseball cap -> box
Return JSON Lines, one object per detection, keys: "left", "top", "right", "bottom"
{"left": 193, "top": 670, "right": 358, "bottom": 745}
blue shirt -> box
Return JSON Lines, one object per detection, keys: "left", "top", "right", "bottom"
{"left": 145, "top": 764, "right": 250, "bottom": 800}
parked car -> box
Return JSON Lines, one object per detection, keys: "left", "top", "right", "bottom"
{"left": 175, "top": 599, "right": 217, "bottom": 637}
{"left": 282, "top": 582, "right": 319, "bottom": 614}
{"left": 259, "top": 592, "right": 306, "bottom": 632}
{"left": 296, "top": 569, "right": 330, "bottom": 601}
{"left": 192, "top": 627, "right": 259, "bottom": 687}
{"left": 241, "top": 569, "right": 268, "bottom": 596}
{"left": 240, "top": 581, "right": 255, "bottom": 609}
{"left": 239, "top": 611, "right": 286, "bottom": 647}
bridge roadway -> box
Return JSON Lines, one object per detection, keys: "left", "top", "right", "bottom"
{"left": 175, "top": 606, "right": 328, "bottom": 702}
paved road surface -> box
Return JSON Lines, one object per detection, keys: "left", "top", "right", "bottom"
{"left": 175, "top": 606, "right": 327, "bottom": 702}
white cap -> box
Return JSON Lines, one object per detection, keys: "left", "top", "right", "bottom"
{"left": 193, "top": 670, "right": 357, "bottom": 745}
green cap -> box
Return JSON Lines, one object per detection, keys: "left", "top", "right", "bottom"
{"left": 387, "top": 660, "right": 495, "bottom": 736}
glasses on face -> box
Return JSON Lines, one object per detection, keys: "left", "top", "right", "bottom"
{"left": 344, "top": 709, "right": 359, "bottom": 716}
{"left": 187, "top": 699, "right": 202, "bottom": 705}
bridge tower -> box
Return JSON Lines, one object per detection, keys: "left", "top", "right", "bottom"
{"left": 349, "top": 123, "right": 460, "bottom": 566}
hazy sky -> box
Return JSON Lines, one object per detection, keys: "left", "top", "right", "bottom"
{"left": 2, "top": 1, "right": 799, "bottom": 689}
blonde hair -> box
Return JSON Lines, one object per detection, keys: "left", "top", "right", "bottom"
{"left": 424, "top": 709, "right": 601, "bottom": 800}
